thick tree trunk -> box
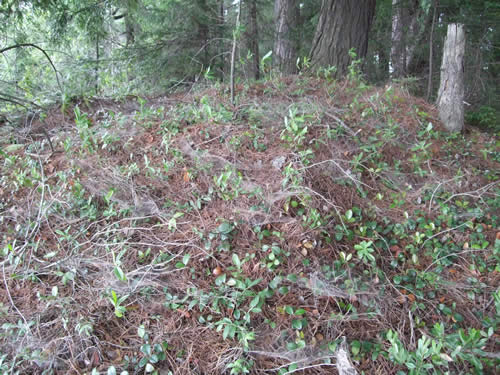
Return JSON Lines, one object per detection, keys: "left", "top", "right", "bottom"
{"left": 244, "top": 0, "right": 260, "bottom": 80}
{"left": 437, "top": 24, "right": 465, "bottom": 132}
{"left": 273, "top": 0, "right": 299, "bottom": 74}
{"left": 390, "top": 0, "right": 424, "bottom": 78}
{"left": 310, "top": 0, "right": 376, "bottom": 77}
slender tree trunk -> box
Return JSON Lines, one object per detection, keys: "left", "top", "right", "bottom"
{"left": 95, "top": 35, "right": 99, "bottom": 95}
{"left": 218, "top": 0, "right": 225, "bottom": 80}
{"left": 195, "top": 0, "right": 210, "bottom": 69}
{"left": 124, "top": 0, "right": 138, "bottom": 46}
{"left": 244, "top": 0, "right": 260, "bottom": 80}
{"left": 437, "top": 24, "right": 465, "bottom": 132}
{"left": 310, "top": 0, "right": 376, "bottom": 77}
{"left": 273, "top": 0, "right": 299, "bottom": 74}
{"left": 390, "top": 0, "right": 406, "bottom": 77}
{"left": 231, "top": 0, "right": 242, "bottom": 104}
{"left": 125, "top": 18, "right": 135, "bottom": 46}
{"left": 426, "top": 0, "right": 438, "bottom": 101}
{"left": 378, "top": 44, "right": 390, "bottom": 80}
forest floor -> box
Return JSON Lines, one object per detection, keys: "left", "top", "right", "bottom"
{"left": 0, "top": 74, "right": 499, "bottom": 375}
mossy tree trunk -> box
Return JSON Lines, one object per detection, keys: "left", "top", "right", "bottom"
{"left": 437, "top": 23, "right": 465, "bottom": 132}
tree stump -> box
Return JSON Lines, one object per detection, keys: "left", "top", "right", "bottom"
{"left": 437, "top": 24, "right": 465, "bottom": 132}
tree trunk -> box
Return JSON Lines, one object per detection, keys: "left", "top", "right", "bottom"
{"left": 426, "top": 0, "right": 438, "bottom": 101}
{"left": 273, "top": 0, "right": 299, "bottom": 74}
{"left": 390, "top": 0, "right": 406, "bottom": 77}
{"left": 194, "top": 0, "right": 210, "bottom": 69}
{"left": 217, "top": 0, "right": 225, "bottom": 80}
{"left": 437, "top": 24, "right": 465, "bottom": 132}
{"left": 310, "top": 0, "right": 376, "bottom": 77}
{"left": 125, "top": 0, "right": 138, "bottom": 46}
{"left": 390, "top": 0, "right": 426, "bottom": 78}
{"left": 230, "top": 0, "right": 242, "bottom": 104}
{"left": 95, "top": 35, "right": 100, "bottom": 95}
{"left": 244, "top": 0, "right": 260, "bottom": 80}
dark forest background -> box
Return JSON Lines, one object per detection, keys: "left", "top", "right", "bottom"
{"left": 1, "top": 0, "right": 499, "bottom": 128}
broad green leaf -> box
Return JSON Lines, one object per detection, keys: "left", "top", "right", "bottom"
{"left": 232, "top": 253, "right": 241, "bottom": 268}
{"left": 249, "top": 295, "right": 260, "bottom": 309}
{"left": 138, "top": 325, "right": 145, "bottom": 338}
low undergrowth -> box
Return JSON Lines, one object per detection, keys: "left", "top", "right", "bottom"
{"left": 0, "top": 73, "right": 499, "bottom": 374}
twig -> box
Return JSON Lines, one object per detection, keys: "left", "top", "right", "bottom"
{"left": 300, "top": 186, "right": 346, "bottom": 231}
{"left": 423, "top": 248, "right": 488, "bottom": 273}
{"left": 440, "top": 181, "right": 499, "bottom": 206}
{"left": 428, "top": 176, "right": 462, "bottom": 212}
{"left": 324, "top": 111, "right": 357, "bottom": 136}
{"left": 298, "top": 158, "right": 373, "bottom": 190}
{"left": 272, "top": 360, "right": 336, "bottom": 374}
{"left": 420, "top": 222, "right": 468, "bottom": 251}
{"left": 2, "top": 264, "right": 29, "bottom": 328}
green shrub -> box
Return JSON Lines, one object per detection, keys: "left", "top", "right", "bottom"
{"left": 466, "top": 106, "right": 498, "bottom": 130}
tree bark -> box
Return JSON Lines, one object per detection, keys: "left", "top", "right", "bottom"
{"left": 426, "top": 0, "right": 438, "bottom": 101}
{"left": 390, "top": 0, "right": 406, "bottom": 77}
{"left": 244, "top": 0, "right": 260, "bottom": 80}
{"left": 218, "top": 0, "right": 225, "bottom": 80}
{"left": 437, "top": 24, "right": 465, "bottom": 132}
{"left": 273, "top": 0, "right": 299, "bottom": 74}
{"left": 124, "top": 0, "right": 139, "bottom": 46}
{"left": 310, "top": 0, "right": 376, "bottom": 77}
{"left": 230, "top": 0, "right": 242, "bottom": 104}
{"left": 390, "top": 0, "right": 424, "bottom": 78}
{"left": 194, "top": 0, "right": 210, "bottom": 69}
{"left": 95, "top": 35, "right": 100, "bottom": 95}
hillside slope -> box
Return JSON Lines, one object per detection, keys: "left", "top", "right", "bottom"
{"left": 1, "top": 76, "right": 499, "bottom": 374}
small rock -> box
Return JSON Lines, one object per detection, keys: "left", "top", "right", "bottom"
{"left": 271, "top": 156, "right": 286, "bottom": 170}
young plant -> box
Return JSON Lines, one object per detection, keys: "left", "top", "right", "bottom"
{"left": 137, "top": 324, "right": 169, "bottom": 375}
{"left": 214, "top": 166, "right": 242, "bottom": 201}
{"left": 354, "top": 240, "right": 375, "bottom": 264}
{"left": 74, "top": 106, "right": 96, "bottom": 152}
{"left": 108, "top": 290, "right": 128, "bottom": 318}
{"left": 280, "top": 107, "right": 308, "bottom": 146}
{"left": 261, "top": 243, "right": 288, "bottom": 270}
{"left": 227, "top": 357, "right": 254, "bottom": 374}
